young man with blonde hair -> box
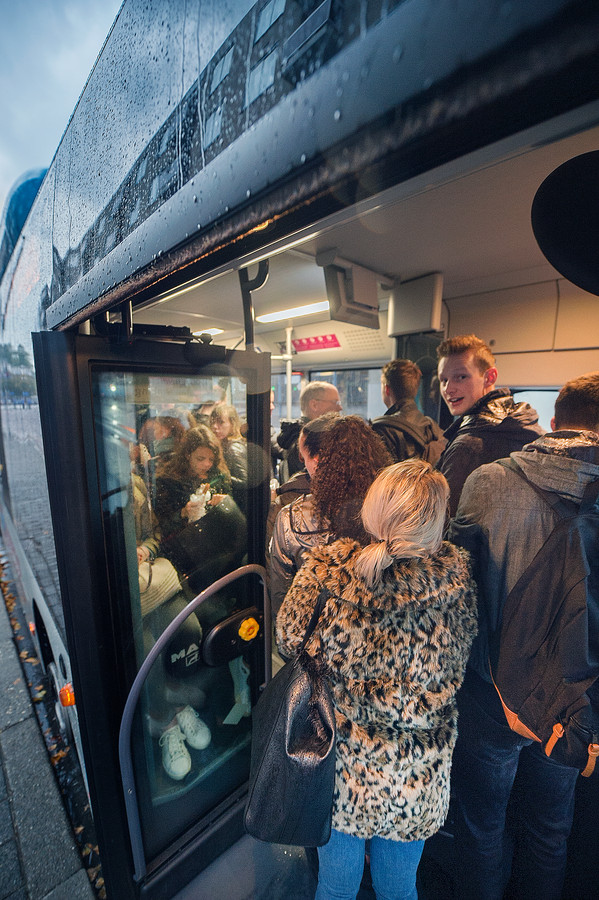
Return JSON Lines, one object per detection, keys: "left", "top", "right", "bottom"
{"left": 436, "top": 334, "right": 544, "bottom": 514}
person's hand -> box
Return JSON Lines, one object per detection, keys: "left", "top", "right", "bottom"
{"left": 182, "top": 498, "right": 205, "bottom": 520}
{"left": 209, "top": 493, "right": 226, "bottom": 506}
{"left": 137, "top": 545, "right": 150, "bottom": 564}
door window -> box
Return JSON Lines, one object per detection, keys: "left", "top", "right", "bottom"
{"left": 92, "top": 367, "right": 264, "bottom": 858}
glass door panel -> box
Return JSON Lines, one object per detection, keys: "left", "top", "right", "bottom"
{"left": 33, "top": 333, "right": 270, "bottom": 896}
{"left": 91, "top": 365, "right": 265, "bottom": 859}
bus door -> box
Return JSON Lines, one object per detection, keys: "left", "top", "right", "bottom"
{"left": 32, "top": 330, "right": 271, "bottom": 900}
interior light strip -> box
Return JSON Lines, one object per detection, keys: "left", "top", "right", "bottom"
{"left": 256, "top": 300, "right": 329, "bottom": 323}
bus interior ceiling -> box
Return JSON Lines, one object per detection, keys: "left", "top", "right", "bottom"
{"left": 131, "top": 106, "right": 599, "bottom": 387}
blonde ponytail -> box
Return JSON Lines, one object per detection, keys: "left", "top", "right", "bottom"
{"left": 356, "top": 539, "right": 393, "bottom": 587}
{"left": 356, "top": 459, "right": 449, "bottom": 588}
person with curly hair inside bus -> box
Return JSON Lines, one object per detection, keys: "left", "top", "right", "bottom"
{"left": 276, "top": 460, "right": 478, "bottom": 900}
{"left": 154, "top": 425, "right": 231, "bottom": 540}
{"left": 153, "top": 425, "right": 247, "bottom": 603}
{"left": 268, "top": 413, "right": 392, "bottom": 616}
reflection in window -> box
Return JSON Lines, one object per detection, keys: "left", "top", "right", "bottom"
{"left": 310, "top": 368, "right": 387, "bottom": 420}
{"left": 255, "top": 0, "right": 286, "bottom": 42}
{"left": 92, "top": 368, "right": 258, "bottom": 853}
{"left": 204, "top": 106, "right": 223, "bottom": 148}
{"left": 129, "top": 197, "right": 141, "bottom": 227}
{"left": 150, "top": 159, "right": 178, "bottom": 204}
{"left": 159, "top": 124, "right": 175, "bottom": 156}
{"left": 246, "top": 51, "right": 277, "bottom": 106}
{"left": 135, "top": 157, "right": 148, "bottom": 185}
{"left": 210, "top": 46, "right": 234, "bottom": 94}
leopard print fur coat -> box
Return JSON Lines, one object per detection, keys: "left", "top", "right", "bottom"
{"left": 276, "top": 538, "right": 477, "bottom": 842}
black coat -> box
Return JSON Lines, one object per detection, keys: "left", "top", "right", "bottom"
{"left": 438, "top": 389, "right": 545, "bottom": 515}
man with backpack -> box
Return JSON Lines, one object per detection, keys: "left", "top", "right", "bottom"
{"left": 448, "top": 371, "right": 599, "bottom": 900}
{"left": 371, "top": 358, "right": 446, "bottom": 464}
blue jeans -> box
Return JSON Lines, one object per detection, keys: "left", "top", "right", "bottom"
{"left": 451, "top": 674, "right": 579, "bottom": 900}
{"left": 315, "top": 828, "right": 424, "bottom": 900}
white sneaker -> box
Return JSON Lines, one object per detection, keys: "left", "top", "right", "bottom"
{"left": 159, "top": 725, "right": 191, "bottom": 780}
{"left": 176, "top": 705, "right": 211, "bottom": 750}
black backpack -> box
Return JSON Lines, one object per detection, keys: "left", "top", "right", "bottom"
{"left": 489, "top": 458, "right": 599, "bottom": 776}
{"left": 371, "top": 414, "right": 447, "bottom": 465}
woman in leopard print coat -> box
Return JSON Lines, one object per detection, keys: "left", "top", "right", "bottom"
{"left": 276, "top": 460, "right": 477, "bottom": 900}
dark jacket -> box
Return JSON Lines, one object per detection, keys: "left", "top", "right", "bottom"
{"left": 276, "top": 417, "right": 307, "bottom": 480}
{"left": 438, "top": 389, "right": 545, "bottom": 515}
{"left": 448, "top": 430, "right": 599, "bottom": 683}
{"left": 222, "top": 438, "right": 248, "bottom": 494}
{"left": 371, "top": 399, "right": 446, "bottom": 464}
{"left": 154, "top": 472, "right": 230, "bottom": 542}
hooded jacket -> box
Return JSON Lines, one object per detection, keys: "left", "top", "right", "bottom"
{"left": 438, "top": 388, "right": 545, "bottom": 515}
{"left": 449, "top": 430, "right": 599, "bottom": 683}
{"left": 276, "top": 538, "right": 477, "bottom": 842}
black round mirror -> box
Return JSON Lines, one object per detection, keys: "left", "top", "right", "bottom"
{"left": 531, "top": 150, "right": 599, "bottom": 296}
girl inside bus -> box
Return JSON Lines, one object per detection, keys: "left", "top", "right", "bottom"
{"left": 154, "top": 425, "right": 231, "bottom": 538}
{"left": 268, "top": 414, "right": 391, "bottom": 616}
{"left": 276, "top": 460, "right": 478, "bottom": 900}
{"left": 131, "top": 446, "right": 210, "bottom": 782}
{"left": 153, "top": 425, "right": 246, "bottom": 611}
{"left": 209, "top": 403, "right": 249, "bottom": 512}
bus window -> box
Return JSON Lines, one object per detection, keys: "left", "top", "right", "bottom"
{"left": 310, "top": 368, "right": 386, "bottom": 420}
{"left": 271, "top": 371, "right": 301, "bottom": 425}
{"left": 512, "top": 390, "right": 559, "bottom": 433}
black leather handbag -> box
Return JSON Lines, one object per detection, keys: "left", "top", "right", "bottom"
{"left": 162, "top": 495, "right": 248, "bottom": 594}
{"left": 244, "top": 588, "right": 336, "bottom": 847}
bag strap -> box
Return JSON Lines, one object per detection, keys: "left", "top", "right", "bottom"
{"left": 496, "top": 457, "right": 579, "bottom": 519}
{"left": 298, "top": 587, "right": 330, "bottom": 653}
{"left": 580, "top": 475, "right": 599, "bottom": 514}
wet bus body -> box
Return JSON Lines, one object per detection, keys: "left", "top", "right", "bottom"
{"left": 1, "top": 1, "right": 599, "bottom": 897}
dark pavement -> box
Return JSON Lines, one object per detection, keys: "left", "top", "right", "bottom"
{"left": 0, "top": 552, "right": 95, "bottom": 900}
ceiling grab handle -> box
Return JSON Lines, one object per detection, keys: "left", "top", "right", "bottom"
{"left": 238, "top": 260, "right": 269, "bottom": 351}
{"left": 118, "top": 563, "right": 269, "bottom": 883}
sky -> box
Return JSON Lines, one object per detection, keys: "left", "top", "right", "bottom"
{"left": 0, "top": 0, "right": 123, "bottom": 218}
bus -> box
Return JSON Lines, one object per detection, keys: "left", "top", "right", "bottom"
{"left": 1, "top": 1, "right": 598, "bottom": 897}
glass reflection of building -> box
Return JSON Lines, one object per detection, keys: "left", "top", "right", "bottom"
{"left": 55, "top": 0, "right": 404, "bottom": 301}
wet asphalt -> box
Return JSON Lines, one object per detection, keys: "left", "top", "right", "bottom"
{"left": 0, "top": 551, "right": 95, "bottom": 900}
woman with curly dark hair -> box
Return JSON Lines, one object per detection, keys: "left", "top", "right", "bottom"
{"left": 154, "top": 426, "right": 232, "bottom": 547}
{"left": 268, "top": 413, "right": 392, "bottom": 614}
